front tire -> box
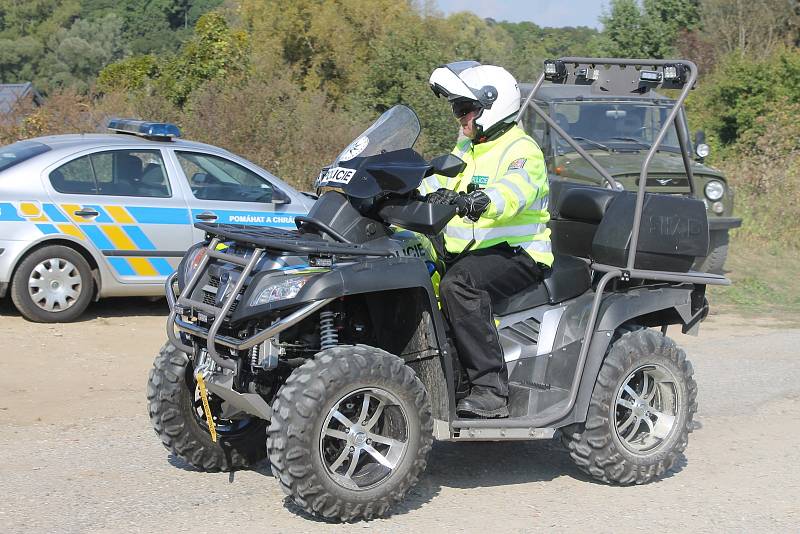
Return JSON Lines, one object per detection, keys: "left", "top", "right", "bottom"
{"left": 562, "top": 328, "right": 697, "bottom": 484}
{"left": 694, "top": 230, "right": 729, "bottom": 274}
{"left": 11, "top": 245, "right": 94, "bottom": 322}
{"left": 267, "top": 345, "right": 433, "bottom": 522}
{"left": 147, "top": 342, "right": 268, "bottom": 471}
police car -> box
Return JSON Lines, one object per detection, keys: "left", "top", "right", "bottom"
{"left": 0, "top": 120, "right": 313, "bottom": 322}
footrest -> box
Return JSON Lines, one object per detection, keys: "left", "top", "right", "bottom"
{"left": 508, "top": 382, "right": 569, "bottom": 418}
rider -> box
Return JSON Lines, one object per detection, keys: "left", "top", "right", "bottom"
{"left": 422, "top": 61, "right": 553, "bottom": 418}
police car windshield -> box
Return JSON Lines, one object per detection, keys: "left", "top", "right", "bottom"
{"left": 334, "top": 105, "right": 420, "bottom": 165}
{"left": 0, "top": 140, "right": 51, "bottom": 173}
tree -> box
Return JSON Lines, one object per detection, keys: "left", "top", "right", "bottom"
{"left": 156, "top": 11, "right": 249, "bottom": 105}
{"left": 700, "top": 0, "right": 798, "bottom": 59}
{"left": 497, "top": 21, "right": 600, "bottom": 81}
{"left": 37, "top": 13, "right": 126, "bottom": 93}
{"left": 686, "top": 46, "right": 800, "bottom": 148}
{"left": 0, "top": 36, "right": 43, "bottom": 83}
{"left": 81, "top": 0, "right": 223, "bottom": 54}
{"left": 96, "top": 54, "right": 158, "bottom": 93}
{"left": 599, "top": 0, "right": 699, "bottom": 58}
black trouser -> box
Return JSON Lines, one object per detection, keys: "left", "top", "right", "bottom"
{"left": 439, "top": 243, "right": 543, "bottom": 397}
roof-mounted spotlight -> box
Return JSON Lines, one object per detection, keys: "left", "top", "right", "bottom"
{"left": 663, "top": 63, "right": 687, "bottom": 83}
{"left": 544, "top": 60, "right": 567, "bottom": 82}
{"left": 575, "top": 67, "right": 600, "bottom": 81}
{"left": 639, "top": 70, "right": 663, "bottom": 83}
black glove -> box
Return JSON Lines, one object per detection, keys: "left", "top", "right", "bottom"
{"left": 454, "top": 190, "right": 491, "bottom": 222}
{"left": 426, "top": 188, "right": 460, "bottom": 205}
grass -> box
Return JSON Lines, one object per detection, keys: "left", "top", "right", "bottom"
{"left": 708, "top": 239, "right": 800, "bottom": 322}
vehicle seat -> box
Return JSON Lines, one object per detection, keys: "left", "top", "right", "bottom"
{"left": 493, "top": 254, "right": 592, "bottom": 316}
{"left": 138, "top": 162, "right": 169, "bottom": 196}
{"left": 99, "top": 153, "right": 142, "bottom": 195}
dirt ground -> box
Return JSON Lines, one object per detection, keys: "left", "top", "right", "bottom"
{"left": 0, "top": 298, "right": 798, "bottom": 533}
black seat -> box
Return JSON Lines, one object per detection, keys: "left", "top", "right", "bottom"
{"left": 492, "top": 255, "right": 592, "bottom": 316}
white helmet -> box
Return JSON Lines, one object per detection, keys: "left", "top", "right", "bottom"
{"left": 429, "top": 61, "right": 521, "bottom": 139}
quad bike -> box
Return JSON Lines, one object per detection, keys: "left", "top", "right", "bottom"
{"left": 148, "top": 58, "right": 729, "bottom": 521}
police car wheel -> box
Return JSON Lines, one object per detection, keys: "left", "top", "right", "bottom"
{"left": 11, "top": 245, "right": 93, "bottom": 323}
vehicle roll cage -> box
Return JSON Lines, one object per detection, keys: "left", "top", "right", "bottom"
{"left": 509, "top": 60, "right": 728, "bottom": 409}
{"left": 516, "top": 57, "right": 726, "bottom": 283}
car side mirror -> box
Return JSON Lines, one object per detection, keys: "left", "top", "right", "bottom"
{"left": 271, "top": 188, "right": 290, "bottom": 204}
{"left": 429, "top": 154, "right": 466, "bottom": 178}
{"left": 694, "top": 129, "right": 706, "bottom": 146}
{"left": 694, "top": 129, "right": 709, "bottom": 160}
{"left": 191, "top": 172, "right": 209, "bottom": 185}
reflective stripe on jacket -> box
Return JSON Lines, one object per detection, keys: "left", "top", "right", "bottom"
{"left": 420, "top": 125, "right": 553, "bottom": 266}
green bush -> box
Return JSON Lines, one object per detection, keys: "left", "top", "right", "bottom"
{"left": 687, "top": 47, "right": 800, "bottom": 157}
{"left": 714, "top": 100, "right": 800, "bottom": 250}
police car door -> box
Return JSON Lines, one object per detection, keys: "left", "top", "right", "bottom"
{"left": 169, "top": 150, "right": 299, "bottom": 240}
{"left": 44, "top": 148, "right": 192, "bottom": 284}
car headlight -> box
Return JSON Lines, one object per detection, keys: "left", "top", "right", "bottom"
{"left": 250, "top": 276, "right": 310, "bottom": 306}
{"left": 696, "top": 143, "right": 710, "bottom": 158}
{"left": 704, "top": 180, "right": 725, "bottom": 201}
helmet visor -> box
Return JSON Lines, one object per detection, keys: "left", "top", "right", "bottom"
{"left": 451, "top": 99, "right": 482, "bottom": 118}
{"left": 429, "top": 63, "right": 480, "bottom": 102}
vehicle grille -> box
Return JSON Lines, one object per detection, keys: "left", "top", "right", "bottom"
{"left": 634, "top": 176, "right": 690, "bottom": 191}
{"left": 202, "top": 275, "right": 239, "bottom": 313}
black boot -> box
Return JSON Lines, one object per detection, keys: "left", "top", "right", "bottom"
{"left": 456, "top": 386, "right": 509, "bottom": 418}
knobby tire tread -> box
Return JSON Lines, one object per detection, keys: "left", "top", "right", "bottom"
{"left": 561, "top": 328, "right": 698, "bottom": 485}
{"left": 267, "top": 345, "right": 433, "bottom": 522}
{"left": 147, "top": 342, "right": 267, "bottom": 472}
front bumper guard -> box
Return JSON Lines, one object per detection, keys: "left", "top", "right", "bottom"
{"left": 165, "top": 270, "right": 333, "bottom": 372}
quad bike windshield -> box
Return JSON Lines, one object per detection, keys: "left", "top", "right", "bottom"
{"left": 333, "top": 105, "right": 421, "bottom": 165}
{"left": 316, "top": 105, "right": 429, "bottom": 199}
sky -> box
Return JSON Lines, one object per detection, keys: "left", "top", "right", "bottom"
{"left": 434, "top": 0, "right": 607, "bottom": 29}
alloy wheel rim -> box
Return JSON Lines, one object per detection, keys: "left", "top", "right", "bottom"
{"left": 28, "top": 258, "right": 82, "bottom": 312}
{"left": 613, "top": 364, "right": 680, "bottom": 453}
{"left": 319, "top": 387, "right": 409, "bottom": 491}
{"left": 190, "top": 377, "right": 252, "bottom": 435}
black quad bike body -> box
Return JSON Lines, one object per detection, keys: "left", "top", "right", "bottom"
{"left": 148, "top": 59, "right": 729, "bottom": 522}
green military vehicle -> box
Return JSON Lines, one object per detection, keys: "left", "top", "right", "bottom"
{"left": 519, "top": 60, "right": 741, "bottom": 273}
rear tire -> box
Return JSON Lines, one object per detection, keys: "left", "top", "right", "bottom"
{"left": 267, "top": 345, "right": 433, "bottom": 522}
{"left": 562, "top": 328, "right": 697, "bottom": 484}
{"left": 11, "top": 245, "right": 93, "bottom": 322}
{"left": 147, "top": 342, "right": 268, "bottom": 471}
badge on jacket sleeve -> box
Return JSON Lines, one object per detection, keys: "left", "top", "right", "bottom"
{"left": 508, "top": 158, "right": 527, "bottom": 170}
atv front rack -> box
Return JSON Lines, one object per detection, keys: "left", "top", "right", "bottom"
{"left": 193, "top": 222, "right": 395, "bottom": 257}
{"left": 165, "top": 223, "right": 393, "bottom": 372}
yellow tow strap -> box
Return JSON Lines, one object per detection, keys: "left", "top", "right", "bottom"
{"left": 196, "top": 373, "right": 217, "bottom": 443}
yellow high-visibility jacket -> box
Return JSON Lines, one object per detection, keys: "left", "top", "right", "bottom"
{"left": 420, "top": 125, "right": 553, "bottom": 266}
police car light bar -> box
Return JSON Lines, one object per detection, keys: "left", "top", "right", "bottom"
{"left": 107, "top": 119, "right": 181, "bottom": 140}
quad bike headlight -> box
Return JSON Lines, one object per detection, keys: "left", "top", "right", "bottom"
{"left": 704, "top": 180, "right": 725, "bottom": 201}
{"left": 182, "top": 244, "right": 207, "bottom": 284}
{"left": 250, "top": 276, "right": 311, "bottom": 306}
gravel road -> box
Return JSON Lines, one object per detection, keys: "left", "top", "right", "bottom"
{"left": 1, "top": 299, "right": 798, "bottom": 533}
